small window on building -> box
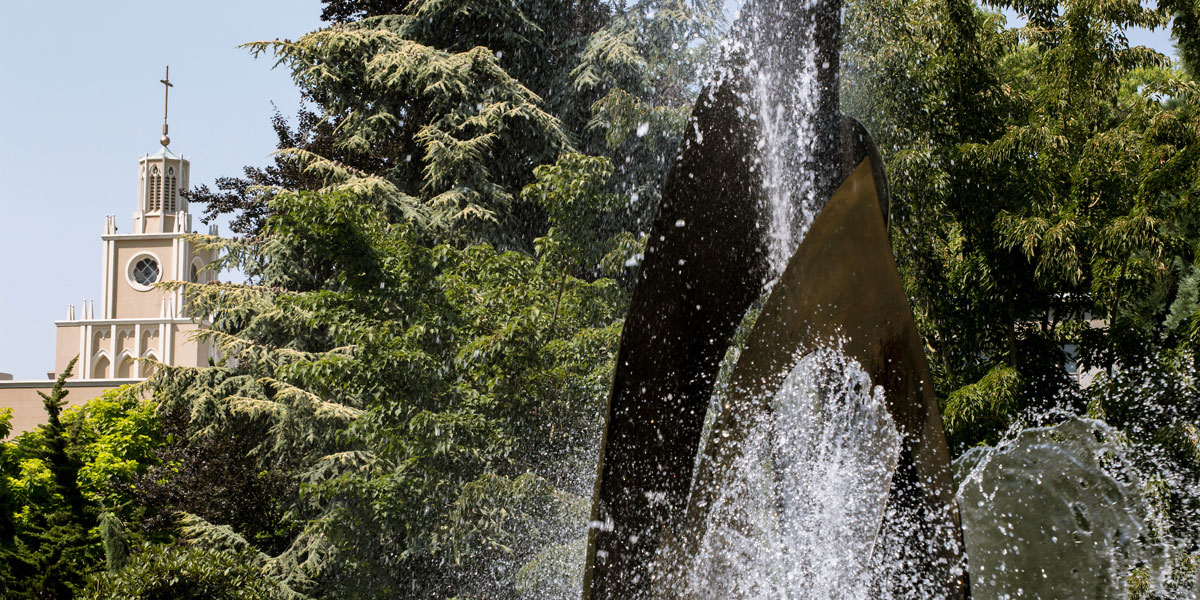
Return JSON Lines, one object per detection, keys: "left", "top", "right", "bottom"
{"left": 1063, "top": 343, "right": 1079, "bottom": 375}
{"left": 167, "top": 167, "right": 177, "bottom": 212}
{"left": 133, "top": 257, "right": 160, "bottom": 286}
{"left": 117, "top": 356, "right": 135, "bottom": 378}
{"left": 94, "top": 354, "right": 110, "bottom": 379}
{"left": 149, "top": 165, "right": 162, "bottom": 211}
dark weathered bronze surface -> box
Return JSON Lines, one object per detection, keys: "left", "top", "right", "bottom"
{"left": 581, "top": 64, "right": 768, "bottom": 600}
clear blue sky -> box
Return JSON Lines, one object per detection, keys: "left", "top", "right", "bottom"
{"left": 0, "top": 1, "right": 1180, "bottom": 379}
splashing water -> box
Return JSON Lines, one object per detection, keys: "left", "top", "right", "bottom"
{"left": 679, "top": 349, "right": 902, "bottom": 599}
{"left": 955, "top": 417, "right": 1195, "bottom": 600}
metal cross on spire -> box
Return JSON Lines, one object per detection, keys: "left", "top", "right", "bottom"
{"left": 160, "top": 66, "right": 173, "bottom": 147}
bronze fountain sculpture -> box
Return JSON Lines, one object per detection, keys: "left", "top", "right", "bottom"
{"left": 582, "top": 1, "right": 969, "bottom": 598}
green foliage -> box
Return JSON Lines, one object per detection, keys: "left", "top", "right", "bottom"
{"left": 0, "top": 360, "right": 99, "bottom": 599}
{"left": 1161, "top": 0, "right": 1200, "bottom": 75}
{"left": 845, "top": 0, "right": 1200, "bottom": 452}
{"left": 514, "top": 537, "right": 587, "bottom": 600}
{"left": 0, "top": 407, "right": 20, "bottom": 593}
{"left": 524, "top": 153, "right": 640, "bottom": 288}
{"left": 846, "top": 7, "right": 1200, "bottom": 592}
{"left": 14, "top": 2, "right": 1200, "bottom": 598}
{"left": 942, "top": 363, "right": 1022, "bottom": 452}
{"left": 191, "top": 109, "right": 367, "bottom": 235}
{"left": 67, "top": 387, "right": 164, "bottom": 507}
{"left": 83, "top": 542, "right": 293, "bottom": 600}
{"left": 573, "top": 0, "right": 724, "bottom": 230}
{"left": 444, "top": 472, "right": 588, "bottom": 590}
{"left": 164, "top": 9, "right": 712, "bottom": 592}
{"left": 0, "top": 378, "right": 167, "bottom": 599}
{"left": 1085, "top": 349, "right": 1200, "bottom": 540}
{"left": 240, "top": 8, "right": 576, "bottom": 246}
{"left": 39, "top": 357, "right": 88, "bottom": 519}
{"left": 136, "top": 173, "right": 628, "bottom": 598}
{"left": 201, "top": 0, "right": 713, "bottom": 256}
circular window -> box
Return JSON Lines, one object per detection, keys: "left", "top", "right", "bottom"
{"left": 131, "top": 257, "right": 160, "bottom": 287}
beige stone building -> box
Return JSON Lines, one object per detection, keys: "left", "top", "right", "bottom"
{"left": 1, "top": 129, "right": 219, "bottom": 436}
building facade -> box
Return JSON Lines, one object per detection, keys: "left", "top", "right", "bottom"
{"left": 1, "top": 140, "right": 218, "bottom": 436}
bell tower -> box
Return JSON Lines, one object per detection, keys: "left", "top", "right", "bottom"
{"left": 135, "top": 147, "right": 190, "bottom": 233}
{"left": 0, "top": 67, "right": 222, "bottom": 436}
{"left": 59, "top": 66, "right": 219, "bottom": 377}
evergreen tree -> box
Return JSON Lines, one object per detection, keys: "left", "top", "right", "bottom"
{"left": 572, "top": 0, "right": 725, "bottom": 232}
{"left": 201, "top": 0, "right": 613, "bottom": 249}
{"left": 99, "top": 511, "right": 129, "bottom": 572}
{"left": 9, "top": 2, "right": 1200, "bottom": 598}
{"left": 191, "top": 109, "right": 366, "bottom": 235}
{"left": 166, "top": 9, "right": 723, "bottom": 593}
{"left": 197, "top": 0, "right": 720, "bottom": 250}
{"left": 143, "top": 175, "right": 628, "bottom": 597}
{"left": 0, "top": 407, "right": 21, "bottom": 595}
{"left": 1, "top": 382, "right": 172, "bottom": 598}
{"left": 39, "top": 358, "right": 88, "bottom": 523}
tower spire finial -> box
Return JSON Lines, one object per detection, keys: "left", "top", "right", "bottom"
{"left": 159, "top": 66, "right": 173, "bottom": 147}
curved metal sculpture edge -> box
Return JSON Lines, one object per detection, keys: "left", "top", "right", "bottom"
{"left": 582, "top": 64, "right": 767, "bottom": 599}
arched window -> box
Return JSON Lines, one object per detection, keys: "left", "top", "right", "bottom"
{"left": 117, "top": 354, "right": 135, "bottom": 378}
{"left": 140, "top": 328, "right": 158, "bottom": 352}
{"left": 149, "top": 165, "right": 162, "bottom": 211}
{"left": 93, "top": 354, "right": 111, "bottom": 379}
{"left": 166, "top": 166, "right": 177, "bottom": 212}
{"left": 141, "top": 351, "right": 160, "bottom": 378}
{"left": 117, "top": 328, "right": 133, "bottom": 354}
